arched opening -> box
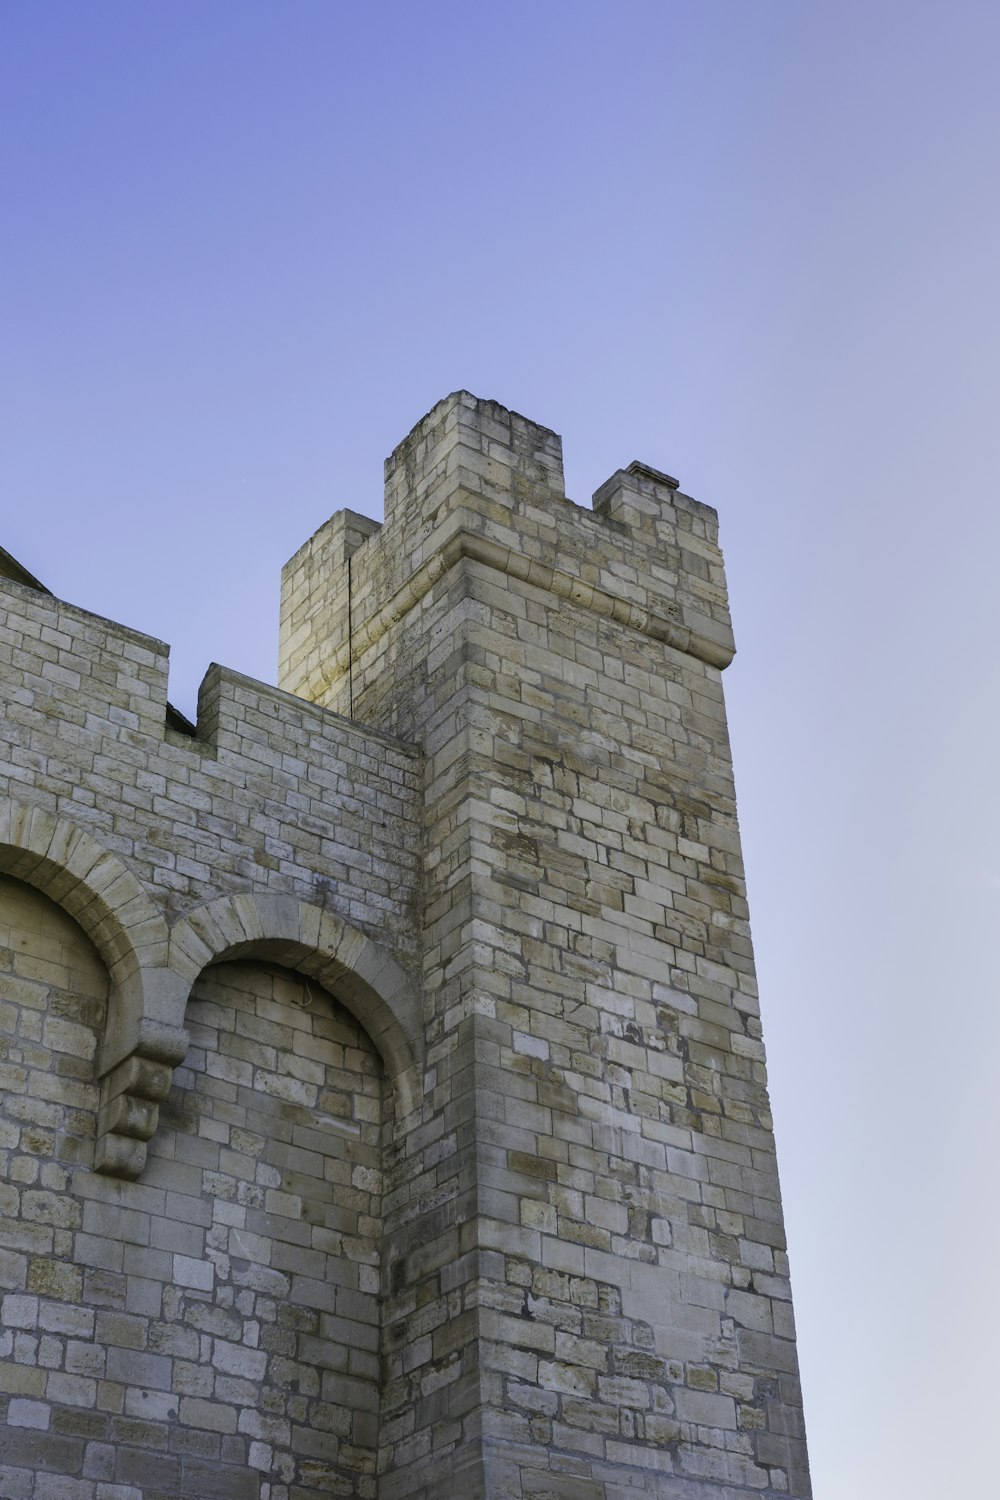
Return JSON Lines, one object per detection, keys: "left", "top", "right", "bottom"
{"left": 0, "top": 874, "right": 422, "bottom": 1495}
{"left": 0, "top": 872, "right": 109, "bottom": 1169}
{"left": 168, "top": 894, "right": 422, "bottom": 1119}
{"left": 150, "top": 957, "right": 387, "bottom": 1498}
{"left": 156, "top": 896, "right": 425, "bottom": 1496}
{"left": 0, "top": 799, "right": 179, "bottom": 1085}
{"left": 0, "top": 873, "right": 117, "bottom": 1476}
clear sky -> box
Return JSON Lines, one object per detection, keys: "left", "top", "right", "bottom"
{"left": 4, "top": 4, "right": 999, "bottom": 1494}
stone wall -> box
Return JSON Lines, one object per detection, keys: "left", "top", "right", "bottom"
{"left": 0, "top": 392, "right": 810, "bottom": 1498}
{"left": 0, "top": 910, "right": 384, "bottom": 1494}
{"left": 0, "top": 570, "right": 423, "bottom": 1497}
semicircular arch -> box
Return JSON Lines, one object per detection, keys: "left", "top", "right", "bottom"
{"left": 169, "top": 892, "right": 422, "bottom": 1115}
{"left": 0, "top": 797, "right": 182, "bottom": 1076}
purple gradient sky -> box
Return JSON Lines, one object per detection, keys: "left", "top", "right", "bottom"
{"left": 4, "top": 5, "right": 999, "bottom": 1494}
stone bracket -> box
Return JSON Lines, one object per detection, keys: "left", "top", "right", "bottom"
{"left": 94, "top": 1023, "right": 189, "bottom": 1179}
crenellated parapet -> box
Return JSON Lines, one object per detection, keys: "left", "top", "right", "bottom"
{"left": 0, "top": 578, "right": 423, "bottom": 957}
{"left": 280, "top": 392, "right": 735, "bottom": 726}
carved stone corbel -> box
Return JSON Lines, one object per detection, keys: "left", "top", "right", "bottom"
{"left": 94, "top": 1021, "right": 189, "bottom": 1179}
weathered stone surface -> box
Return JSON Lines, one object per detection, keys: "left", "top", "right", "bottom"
{"left": 0, "top": 392, "right": 809, "bottom": 1497}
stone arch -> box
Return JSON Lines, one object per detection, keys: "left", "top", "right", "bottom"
{"left": 0, "top": 798, "right": 167, "bottom": 1003}
{"left": 168, "top": 891, "right": 423, "bottom": 1117}
{"left": 161, "top": 950, "right": 391, "bottom": 1493}
{"left": 0, "top": 871, "right": 110, "bottom": 1163}
{"left": 0, "top": 797, "right": 187, "bottom": 1178}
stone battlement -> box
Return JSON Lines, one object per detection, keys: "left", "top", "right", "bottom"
{"left": 280, "top": 391, "right": 735, "bottom": 722}
{"left": 0, "top": 575, "right": 422, "bottom": 949}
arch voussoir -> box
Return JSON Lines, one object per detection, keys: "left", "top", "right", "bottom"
{"left": 0, "top": 798, "right": 169, "bottom": 993}
{"left": 168, "top": 892, "right": 423, "bottom": 1119}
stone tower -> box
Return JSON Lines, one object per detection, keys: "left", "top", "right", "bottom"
{"left": 0, "top": 393, "right": 810, "bottom": 1498}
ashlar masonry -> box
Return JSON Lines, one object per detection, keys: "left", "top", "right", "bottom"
{"left": 0, "top": 392, "right": 810, "bottom": 1499}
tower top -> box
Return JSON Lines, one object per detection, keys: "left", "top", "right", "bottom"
{"left": 280, "top": 390, "right": 735, "bottom": 715}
